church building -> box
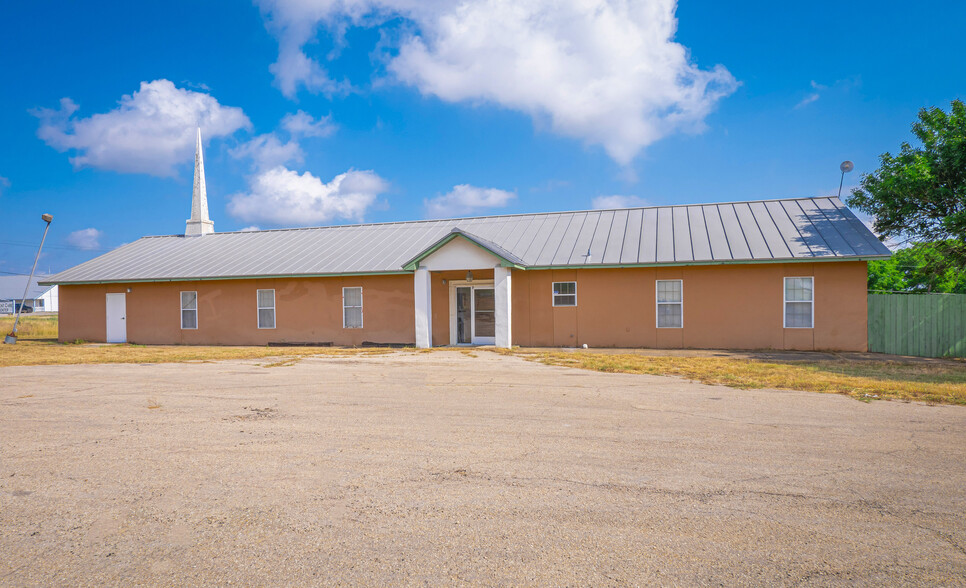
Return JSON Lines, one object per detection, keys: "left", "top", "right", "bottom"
{"left": 42, "top": 130, "right": 891, "bottom": 350}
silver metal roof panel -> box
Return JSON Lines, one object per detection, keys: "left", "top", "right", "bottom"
{"left": 42, "top": 197, "right": 891, "bottom": 285}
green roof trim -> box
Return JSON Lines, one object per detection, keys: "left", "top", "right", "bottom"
{"left": 40, "top": 270, "right": 412, "bottom": 287}
{"left": 522, "top": 255, "right": 889, "bottom": 271}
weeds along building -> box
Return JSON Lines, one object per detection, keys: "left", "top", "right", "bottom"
{"left": 43, "top": 132, "right": 891, "bottom": 350}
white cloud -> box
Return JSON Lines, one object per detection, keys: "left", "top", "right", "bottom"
{"left": 591, "top": 195, "right": 648, "bottom": 209}
{"left": 231, "top": 111, "right": 336, "bottom": 169}
{"left": 794, "top": 79, "right": 861, "bottom": 109}
{"left": 257, "top": 0, "right": 737, "bottom": 164}
{"left": 31, "top": 80, "right": 250, "bottom": 176}
{"left": 795, "top": 93, "right": 820, "bottom": 109}
{"left": 230, "top": 133, "right": 304, "bottom": 169}
{"left": 795, "top": 81, "right": 824, "bottom": 109}
{"left": 281, "top": 110, "right": 337, "bottom": 137}
{"left": 0, "top": 176, "right": 9, "bottom": 196}
{"left": 238, "top": 225, "right": 262, "bottom": 232}
{"left": 66, "top": 228, "right": 103, "bottom": 250}
{"left": 425, "top": 184, "right": 515, "bottom": 218}
{"left": 270, "top": 38, "right": 351, "bottom": 98}
{"left": 227, "top": 166, "right": 389, "bottom": 226}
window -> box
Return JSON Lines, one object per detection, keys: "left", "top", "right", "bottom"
{"left": 784, "top": 277, "right": 813, "bottom": 328}
{"left": 552, "top": 282, "right": 577, "bottom": 306}
{"left": 257, "top": 289, "right": 275, "bottom": 329}
{"left": 343, "top": 287, "right": 363, "bottom": 328}
{"left": 656, "top": 280, "right": 683, "bottom": 328}
{"left": 181, "top": 291, "right": 198, "bottom": 329}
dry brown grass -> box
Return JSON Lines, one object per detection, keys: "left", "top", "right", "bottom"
{"left": 0, "top": 315, "right": 404, "bottom": 367}
{"left": 503, "top": 350, "right": 966, "bottom": 405}
{"left": 0, "top": 340, "right": 400, "bottom": 368}
{"left": 6, "top": 316, "right": 964, "bottom": 405}
{"left": 1, "top": 315, "right": 58, "bottom": 339}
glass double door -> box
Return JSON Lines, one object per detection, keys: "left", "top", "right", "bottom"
{"left": 456, "top": 286, "right": 495, "bottom": 345}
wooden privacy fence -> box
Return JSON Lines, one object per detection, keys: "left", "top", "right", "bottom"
{"left": 868, "top": 292, "right": 966, "bottom": 358}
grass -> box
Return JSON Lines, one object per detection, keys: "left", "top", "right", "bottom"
{"left": 503, "top": 350, "right": 966, "bottom": 406}
{"left": 0, "top": 315, "right": 400, "bottom": 368}
{"left": 1, "top": 314, "right": 59, "bottom": 339}
{"left": 0, "top": 340, "right": 399, "bottom": 368}
{"left": 6, "top": 315, "right": 965, "bottom": 405}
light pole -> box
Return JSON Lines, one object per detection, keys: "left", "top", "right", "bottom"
{"left": 5, "top": 214, "right": 53, "bottom": 345}
{"left": 838, "top": 161, "right": 854, "bottom": 198}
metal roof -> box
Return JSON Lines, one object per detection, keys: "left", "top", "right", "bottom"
{"left": 43, "top": 197, "right": 891, "bottom": 285}
{"left": 0, "top": 275, "right": 56, "bottom": 299}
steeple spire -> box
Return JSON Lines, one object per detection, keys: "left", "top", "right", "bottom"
{"left": 185, "top": 127, "right": 214, "bottom": 236}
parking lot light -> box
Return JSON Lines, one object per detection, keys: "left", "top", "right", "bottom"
{"left": 4, "top": 213, "right": 53, "bottom": 345}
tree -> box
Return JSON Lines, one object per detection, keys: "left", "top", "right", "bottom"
{"left": 848, "top": 100, "right": 966, "bottom": 267}
{"left": 867, "top": 241, "right": 966, "bottom": 293}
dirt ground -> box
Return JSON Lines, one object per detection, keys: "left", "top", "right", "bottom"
{"left": 2, "top": 350, "right": 965, "bottom": 586}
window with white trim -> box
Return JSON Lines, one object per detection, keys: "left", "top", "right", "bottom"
{"left": 552, "top": 282, "right": 577, "bottom": 306}
{"left": 784, "top": 277, "right": 813, "bottom": 328}
{"left": 343, "top": 287, "right": 363, "bottom": 328}
{"left": 257, "top": 289, "right": 275, "bottom": 329}
{"left": 181, "top": 291, "right": 198, "bottom": 330}
{"left": 656, "top": 280, "right": 683, "bottom": 328}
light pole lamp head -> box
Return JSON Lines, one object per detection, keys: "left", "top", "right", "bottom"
{"left": 839, "top": 161, "right": 854, "bottom": 174}
{"left": 42, "top": 213, "right": 53, "bottom": 223}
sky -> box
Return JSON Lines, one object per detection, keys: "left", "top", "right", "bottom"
{"left": 1, "top": 0, "right": 964, "bottom": 275}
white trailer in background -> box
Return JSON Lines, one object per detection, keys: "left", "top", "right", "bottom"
{"left": 0, "top": 275, "right": 59, "bottom": 314}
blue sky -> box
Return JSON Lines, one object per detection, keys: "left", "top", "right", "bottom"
{"left": 1, "top": 0, "right": 964, "bottom": 275}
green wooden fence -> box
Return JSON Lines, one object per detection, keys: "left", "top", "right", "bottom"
{"left": 868, "top": 293, "right": 966, "bottom": 358}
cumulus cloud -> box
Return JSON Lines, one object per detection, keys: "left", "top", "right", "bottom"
{"left": 31, "top": 80, "right": 250, "bottom": 176}
{"left": 256, "top": 0, "right": 737, "bottom": 164}
{"left": 231, "top": 111, "right": 336, "bottom": 169}
{"left": 230, "top": 133, "right": 304, "bottom": 169}
{"left": 281, "top": 110, "right": 337, "bottom": 137}
{"left": 592, "top": 195, "right": 648, "bottom": 209}
{"left": 425, "top": 184, "right": 515, "bottom": 218}
{"left": 238, "top": 225, "right": 262, "bottom": 232}
{"left": 228, "top": 166, "right": 389, "bottom": 226}
{"left": 66, "top": 228, "right": 103, "bottom": 250}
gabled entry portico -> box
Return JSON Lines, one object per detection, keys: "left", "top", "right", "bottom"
{"left": 406, "top": 229, "right": 519, "bottom": 348}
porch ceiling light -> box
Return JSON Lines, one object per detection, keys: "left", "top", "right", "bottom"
{"left": 466, "top": 271, "right": 473, "bottom": 282}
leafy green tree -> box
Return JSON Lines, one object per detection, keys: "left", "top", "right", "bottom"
{"left": 849, "top": 100, "right": 966, "bottom": 267}
{"left": 867, "top": 241, "right": 966, "bottom": 293}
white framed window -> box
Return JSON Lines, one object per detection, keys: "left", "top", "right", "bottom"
{"left": 257, "top": 289, "right": 276, "bottom": 329}
{"left": 343, "top": 287, "right": 363, "bottom": 328}
{"left": 784, "top": 277, "right": 814, "bottom": 328}
{"left": 656, "top": 280, "right": 683, "bottom": 328}
{"left": 180, "top": 291, "right": 198, "bottom": 330}
{"left": 552, "top": 282, "right": 577, "bottom": 307}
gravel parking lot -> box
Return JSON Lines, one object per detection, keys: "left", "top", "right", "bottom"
{"left": 2, "top": 350, "right": 965, "bottom": 585}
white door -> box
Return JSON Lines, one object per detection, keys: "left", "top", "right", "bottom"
{"left": 105, "top": 293, "right": 127, "bottom": 343}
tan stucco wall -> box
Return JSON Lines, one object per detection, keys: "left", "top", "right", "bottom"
{"left": 58, "top": 261, "right": 868, "bottom": 351}
{"left": 510, "top": 261, "right": 869, "bottom": 351}
{"left": 59, "top": 275, "right": 416, "bottom": 346}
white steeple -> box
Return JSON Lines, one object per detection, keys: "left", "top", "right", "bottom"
{"left": 185, "top": 127, "right": 215, "bottom": 236}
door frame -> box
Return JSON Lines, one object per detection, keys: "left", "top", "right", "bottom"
{"left": 448, "top": 279, "right": 495, "bottom": 345}
{"left": 105, "top": 292, "right": 127, "bottom": 343}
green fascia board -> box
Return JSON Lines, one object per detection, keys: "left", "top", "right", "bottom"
{"left": 402, "top": 231, "right": 524, "bottom": 271}
{"left": 39, "top": 270, "right": 412, "bottom": 286}
{"left": 522, "top": 255, "right": 891, "bottom": 271}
